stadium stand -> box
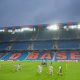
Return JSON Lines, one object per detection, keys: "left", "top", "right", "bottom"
{"left": 9, "top": 53, "right": 21, "bottom": 60}
{"left": 0, "top": 51, "right": 80, "bottom": 60}
{"left": 33, "top": 41, "right": 53, "bottom": 50}
{"left": 0, "top": 23, "right": 80, "bottom": 61}
{"left": 58, "top": 40, "right": 80, "bottom": 49}
{"left": 12, "top": 42, "right": 30, "bottom": 50}
{"left": 0, "top": 43, "right": 8, "bottom": 50}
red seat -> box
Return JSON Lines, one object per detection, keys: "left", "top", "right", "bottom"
{"left": 40, "top": 52, "right": 51, "bottom": 59}
{"left": 27, "top": 52, "right": 39, "bottom": 59}
{"left": 56, "top": 52, "right": 67, "bottom": 60}
{"left": 9, "top": 53, "right": 21, "bottom": 59}
{"left": 70, "top": 51, "right": 80, "bottom": 59}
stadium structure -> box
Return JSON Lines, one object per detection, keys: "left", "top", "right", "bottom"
{"left": 0, "top": 22, "right": 80, "bottom": 61}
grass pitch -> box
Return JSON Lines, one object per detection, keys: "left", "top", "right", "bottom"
{"left": 0, "top": 61, "right": 80, "bottom": 80}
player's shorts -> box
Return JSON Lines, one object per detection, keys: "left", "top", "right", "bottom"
{"left": 49, "top": 69, "right": 53, "bottom": 73}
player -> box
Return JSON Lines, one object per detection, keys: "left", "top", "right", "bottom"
{"left": 41, "top": 59, "right": 47, "bottom": 66}
{"left": 58, "top": 65, "right": 62, "bottom": 75}
{"left": 49, "top": 64, "right": 53, "bottom": 75}
{"left": 37, "top": 64, "right": 43, "bottom": 74}
{"left": 15, "top": 64, "right": 22, "bottom": 72}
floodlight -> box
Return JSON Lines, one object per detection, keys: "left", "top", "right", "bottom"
{"left": 21, "top": 27, "right": 33, "bottom": 32}
{"left": 69, "top": 25, "right": 77, "bottom": 29}
{"left": 64, "top": 26, "right": 67, "bottom": 29}
{"left": 8, "top": 30, "right": 13, "bottom": 32}
{"left": 47, "top": 24, "right": 59, "bottom": 30}
{"left": 77, "top": 24, "right": 80, "bottom": 29}
{"left": 0, "top": 29, "right": 4, "bottom": 32}
{"left": 63, "top": 26, "right": 69, "bottom": 31}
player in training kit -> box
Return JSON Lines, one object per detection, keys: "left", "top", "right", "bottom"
{"left": 41, "top": 59, "right": 47, "bottom": 66}
{"left": 37, "top": 64, "right": 43, "bottom": 74}
{"left": 15, "top": 64, "right": 22, "bottom": 72}
{"left": 49, "top": 64, "right": 53, "bottom": 75}
{"left": 58, "top": 65, "right": 62, "bottom": 75}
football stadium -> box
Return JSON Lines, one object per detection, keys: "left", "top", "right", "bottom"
{"left": 0, "top": 23, "right": 80, "bottom": 80}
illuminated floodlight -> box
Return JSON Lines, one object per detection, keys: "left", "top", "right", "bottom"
{"left": 69, "top": 25, "right": 77, "bottom": 29}
{"left": 77, "top": 24, "right": 80, "bottom": 29}
{"left": 0, "top": 29, "right": 4, "bottom": 32}
{"left": 47, "top": 24, "right": 59, "bottom": 30}
{"left": 15, "top": 29, "right": 21, "bottom": 32}
{"left": 63, "top": 26, "right": 69, "bottom": 31}
{"left": 64, "top": 26, "right": 67, "bottom": 29}
{"left": 8, "top": 30, "right": 13, "bottom": 32}
{"left": 21, "top": 27, "right": 33, "bottom": 32}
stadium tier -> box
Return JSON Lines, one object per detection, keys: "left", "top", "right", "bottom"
{"left": 0, "top": 40, "right": 79, "bottom": 50}
{"left": 0, "top": 23, "right": 80, "bottom": 60}
{"left": 0, "top": 51, "right": 80, "bottom": 61}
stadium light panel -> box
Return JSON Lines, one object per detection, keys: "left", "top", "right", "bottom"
{"left": 47, "top": 24, "right": 59, "bottom": 30}
{"left": 21, "top": 27, "right": 33, "bottom": 32}
{"left": 77, "top": 24, "right": 80, "bottom": 29}
{"left": 8, "top": 30, "right": 13, "bottom": 32}
{"left": 15, "top": 29, "right": 21, "bottom": 32}
{"left": 0, "top": 29, "right": 4, "bottom": 32}
{"left": 69, "top": 25, "right": 77, "bottom": 29}
{"left": 63, "top": 26, "right": 69, "bottom": 31}
{"left": 64, "top": 26, "right": 67, "bottom": 29}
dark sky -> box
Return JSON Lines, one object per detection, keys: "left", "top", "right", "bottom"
{"left": 0, "top": 0, "right": 80, "bottom": 27}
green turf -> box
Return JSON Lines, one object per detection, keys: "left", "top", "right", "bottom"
{"left": 0, "top": 61, "right": 80, "bottom": 80}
